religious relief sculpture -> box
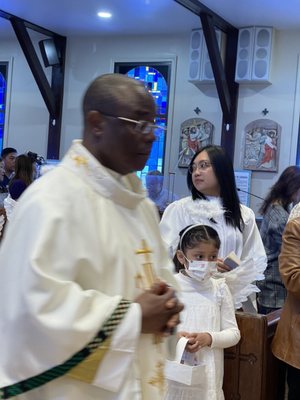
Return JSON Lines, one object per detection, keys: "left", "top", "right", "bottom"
{"left": 242, "top": 119, "right": 281, "bottom": 172}
{"left": 178, "top": 118, "right": 214, "bottom": 167}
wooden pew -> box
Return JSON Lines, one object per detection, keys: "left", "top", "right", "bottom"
{"left": 223, "top": 310, "right": 286, "bottom": 400}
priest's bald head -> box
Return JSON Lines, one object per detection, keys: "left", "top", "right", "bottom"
{"left": 82, "top": 73, "right": 157, "bottom": 175}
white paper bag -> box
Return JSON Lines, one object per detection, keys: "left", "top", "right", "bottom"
{"left": 164, "top": 337, "right": 206, "bottom": 386}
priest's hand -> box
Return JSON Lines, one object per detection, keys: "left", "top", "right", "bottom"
{"left": 135, "top": 281, "right": 183, "bottom": 335}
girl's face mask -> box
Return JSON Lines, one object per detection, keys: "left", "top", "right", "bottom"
{"left": 184, "top": 260, "right": 217, "bottom": 281}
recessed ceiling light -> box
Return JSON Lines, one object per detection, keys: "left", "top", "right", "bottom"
{"left": 97, "top": 11, "right": 112, "bottom": 19}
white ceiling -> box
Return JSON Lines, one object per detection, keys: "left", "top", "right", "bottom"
{"left": 0, "top": 0, "right": 300, "bottom": 38}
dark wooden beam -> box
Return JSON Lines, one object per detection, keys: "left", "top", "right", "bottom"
{"left": 220, "top": 29, "right": 239, "bottom": 157}
{"left": 174, "top": 0, "right": 236, "bottom": 32}
{"left": 0, "top": 9, "right": 61, "bottom": 37}
{"left": 47, "top": 35, "right": 66, "bottom": 159}
{"left": 10, "top": 17, "right": 57, "bottom": 117}
{"left": 1, "top": 9, "right": 66, "bottom": 159}
{"left": 200, "top": 13, "right": 231, "bottom": 122}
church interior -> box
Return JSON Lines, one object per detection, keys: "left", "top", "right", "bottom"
{"left": 1, "top": 1, "right": 300, "bottom": 399}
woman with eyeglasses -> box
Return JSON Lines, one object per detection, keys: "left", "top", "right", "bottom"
{"left": 160, "top": 145, "right": 267, "bottom": 309}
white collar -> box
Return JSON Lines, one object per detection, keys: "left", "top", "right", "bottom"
{"left": 61, "top": 140, "right": 147, "bottom": 209}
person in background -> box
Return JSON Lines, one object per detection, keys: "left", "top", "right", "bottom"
{"left": 0, "top": 157, "right": 4, "bottom": 181}
{"left": 0, "top": 156, "right": 8, "bottom": 207}
{"left": 257, "top": 166, "right": 300, "bottom": 314}
{"left": 272, "top": 215, "right": 300, "bottom": 400}
{"left": 26, "top": 151, "right": 46, "bottom": 179}
{"left": 3, "top": 154, "right": 35, "bottom": 222}
{"left": 145, "top": 170, "right": 178, "bottom": 213}
{"left": 0, "top": 147, "right": 17, "bottom": 189}
{"left": 0, "top": 73, "right": 183, "bottom": 400}
{"left": 8, "top": 154, "right": 35, "bottom": 200}
{"left": 165, "top": 224, "right": 240, "bottom": 400}
{"left": 160, "top": 145, "right": 267, "bottom": 310}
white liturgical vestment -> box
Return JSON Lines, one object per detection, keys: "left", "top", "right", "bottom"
{"left": 0, "top": 140, "right": 175, "bottom": 400}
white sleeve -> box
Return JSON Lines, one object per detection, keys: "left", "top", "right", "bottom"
{"left": 241, "top": 205, "right": 267, "bottom": 280}
{"left": 160, "top": 200, "right": 186, "bottom": 257}
{"left": 0, "top": 194, "right": 136, "bottom": 385}
{"left": 92, "top": 303, "right": 141, "bottom": 391}
{"left": 210, "top": 283, "right": 240, "bottom": 349}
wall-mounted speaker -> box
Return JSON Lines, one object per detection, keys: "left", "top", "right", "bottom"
{"left": 235, "top": 27, "right": 273, "bottom": 83}
{"left": 39, "top": 39, "right": 60, "bottom": 67}
{"left": 252, "top": 27, "right": 273, "bottom": 81}
{"left": 200, "top": 29, "right": 222, "bottom": 82}
{"left": 188, "top": 29, "right": 222, "bottom": 83}
{"left": 188, "top": 29, "right": 204, "bottom": 81}
{"left": 235, "top": 28, "right": 255, "bottom": 82}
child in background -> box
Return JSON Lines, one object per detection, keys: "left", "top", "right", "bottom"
{"left": 165, "top": 224, "right": 240, "bottom": 400}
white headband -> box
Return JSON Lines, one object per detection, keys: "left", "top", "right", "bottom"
{"left": 179, "top": 224, "right": 210, "bottom": 251}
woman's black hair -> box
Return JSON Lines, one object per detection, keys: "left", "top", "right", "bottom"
{"left": 259, "top": 165, "right": 300, "bottom": 214}
{"left": 10, "top": 154, "right": 33, "bottom": 187}
{"left": 173, "top": 224, "right": 220, "bottom": 272}
{"left": 186, "top": 145, "right": 244, "bottom": 232}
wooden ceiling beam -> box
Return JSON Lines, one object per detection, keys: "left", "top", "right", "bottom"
{"left": 0, "top": 9, "right": 66, "bottom": 159}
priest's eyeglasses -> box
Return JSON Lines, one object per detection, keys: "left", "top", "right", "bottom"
{"left": 188, "top": 161, "right": 213, "bottom": 173}
{"left": 98, "top": 111, "right": 166, "bottom": 135}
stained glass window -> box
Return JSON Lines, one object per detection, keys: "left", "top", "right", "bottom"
{"left": 115, "top": 63, "right": 170, "bottom": 182}
{"left": 0, "top": 63, "right": 7, "bottom": 152}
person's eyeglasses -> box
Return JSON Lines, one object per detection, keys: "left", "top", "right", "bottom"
{"left": 98, "top": 111, "right": 166, "bottom": 135}
{"left": 188, "top": 160, "right": 213, "bottom": 173}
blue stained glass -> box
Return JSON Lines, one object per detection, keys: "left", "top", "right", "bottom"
{"left": 0, "top": 127, "right": 3, "bottom": 151}
{"left": 126, "top": 66, "right": 168, "bottom": 179}
{"left": 0, "top": 73, "right": 5, "bottom": 89}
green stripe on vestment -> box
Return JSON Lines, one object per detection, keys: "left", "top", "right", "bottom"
{"left": 0, "top": 299, "right": 131, "bottom": 399}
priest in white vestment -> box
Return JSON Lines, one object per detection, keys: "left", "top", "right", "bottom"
{"left": 0, "top": 74, "right": 183, "bottom": 400}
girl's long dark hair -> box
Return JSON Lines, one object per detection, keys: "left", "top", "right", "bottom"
{"left": 259, "top": 165, "right": 300, "bottom": 214}
{"left": 10, "top": 154, "right": 33, "bottom": 188}
{"left": 187, "top": 145, "right": 244, "bottom": 232}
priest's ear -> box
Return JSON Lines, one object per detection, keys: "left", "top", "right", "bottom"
{"left": 86, "top": 110, "right": 104, "bottom": 136}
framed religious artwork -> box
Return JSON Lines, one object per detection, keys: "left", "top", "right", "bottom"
{"left": 242, "top": 119, "right": 281, "bottom": 172}
{"left": 178, "top": 117, "right": 214, "bottom": 168}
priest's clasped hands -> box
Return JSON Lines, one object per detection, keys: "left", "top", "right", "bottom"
{"left": 135, "top": 280, "right": 184, "bottom": 336}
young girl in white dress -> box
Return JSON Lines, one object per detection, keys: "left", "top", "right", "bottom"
{"left": 160, "top": 145, "right": 267, "bottom": 309}
{"left": 165, "top": 224, "right": 240, "bottom": 400}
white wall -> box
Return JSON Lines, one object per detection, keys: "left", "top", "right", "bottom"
{"left": 235, "top": 30, "right": 300, "bottom": 214}
{"left": 0, "top": 32, "right": 51, "bottom": 156}
{"left": 1, "top": 29, "right": 300, "bottom": 214}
